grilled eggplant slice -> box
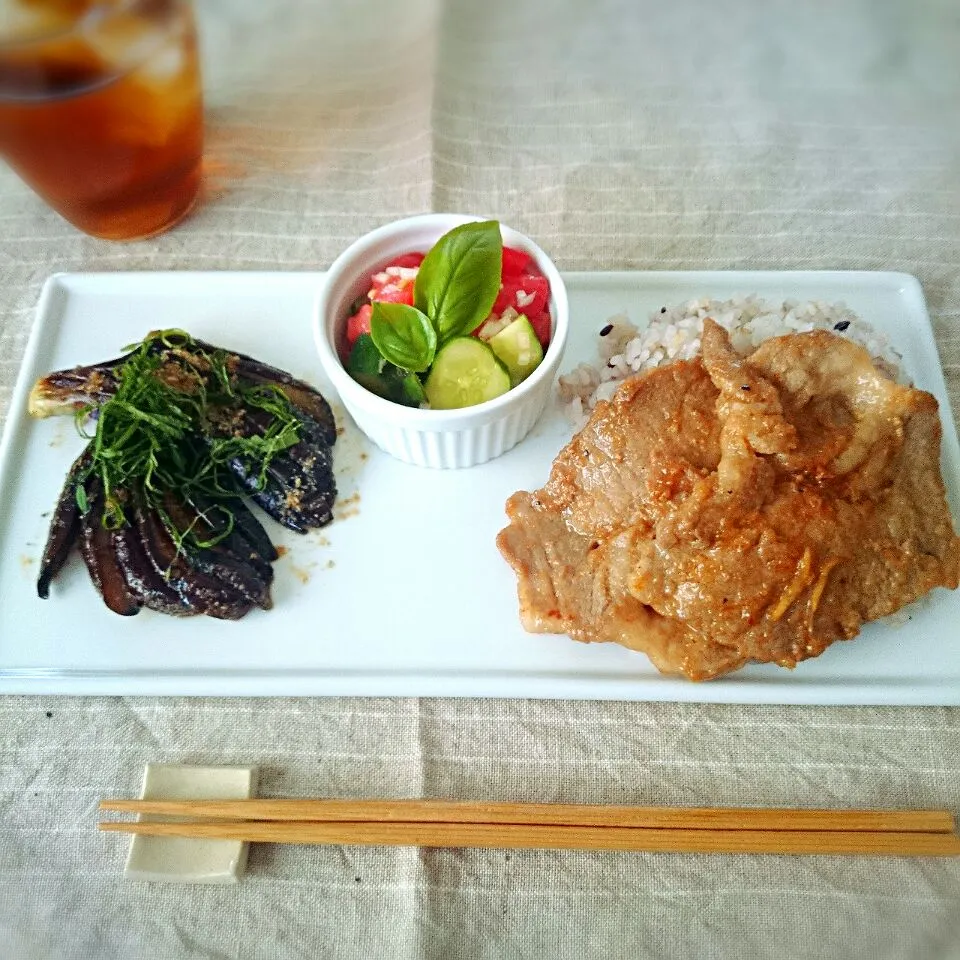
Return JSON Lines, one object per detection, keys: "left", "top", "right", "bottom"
{"left": 31, "top": 331, "right": 339, "bottom": 619}
{"left": 37, "top": 449, "right": 90, "bottom": 599}
{"left": 77, "top": 479, "right": 141, "bottom": 617}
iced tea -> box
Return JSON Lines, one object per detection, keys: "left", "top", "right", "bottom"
{"left": 0, "top": 0, "right": 203, "bottom": 240}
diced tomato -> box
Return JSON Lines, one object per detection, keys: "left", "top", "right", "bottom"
{"left": 493, "top": 274, "right": 549, "bottom": 318}
{"left": 369, "top": 257, "right": 420, "bottom": 306}
{"left": 527, "top": 308, "right": 552, "bottom": 350}
{"left": 369, "top": 279, "right": 415, "bottom": 305}
{"left": 501, "top": 246, "right": 531, "bottom": 276}
{"left": 345, "top": 303, "right": 373, "bottom": 346}
{"left": 389, "top": 252, "right": 425, "bottom": 270}
{"left": 346, "top": 250, "right": 549, "bottom": 354}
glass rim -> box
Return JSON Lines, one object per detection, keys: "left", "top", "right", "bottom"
{"left": 0, "top": 0, "right": 179, "bottom": 52}
{"left": 0, "top": 0, "right": 192, "bottom": 102}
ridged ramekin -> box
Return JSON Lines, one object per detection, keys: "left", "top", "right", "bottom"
{"left": 312, "top": 214, "right": 569, "bottom": 468}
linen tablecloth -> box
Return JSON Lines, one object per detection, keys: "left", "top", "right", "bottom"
{"left": 1, "top": 1, "right": 959, "bottom": 957}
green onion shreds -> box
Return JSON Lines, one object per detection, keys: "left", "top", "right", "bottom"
{"left": 75, "top": 330, "right": 302, "bottom": 537}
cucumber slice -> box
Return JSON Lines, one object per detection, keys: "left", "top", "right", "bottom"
{"left": 400, "top": 372, "right": 427, "bottom": 406}
{"left": 488, "top": 315, "right": 544, "bottom": 387}
{"left": 347, "top": 333, "right": 383, "bottom": 378}
{"left": 424, "top": 337, "right": 511, "bottom": 410}
{"left": 348, "top": 334, "right": 425, "bottom": 407}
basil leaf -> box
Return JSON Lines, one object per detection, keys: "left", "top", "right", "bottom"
{"left": 414, "top": 220, "right": 502, "bottom": 343}
{"left": 369, "top": 302, "right": 437, "bottom": 374}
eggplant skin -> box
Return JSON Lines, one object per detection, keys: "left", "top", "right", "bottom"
{"left": 227, "top": 499, "right": 279, "bottom": 564}
{"left": 112, "top": 522, "right": 195, "bottom": 617}
{"left": 28, "top": 354, "right": 128, "bottom": 418}
{"left": 32, "top": 333, "right": 340, "bottom": 617}
{"left": 130, "top": 498, "right": 260, "bottom": 621}
{"left": 221, "top": 406, "right": 337, "bottom": 533}
{"left": 229, "top": 450, "right": 336, "bottom": 533}
{"left": 31, "top": 335, "right": 338, "bottom": 450}
{"left": 33, "top": 335, "right": 340, "bottom": 535}
{"left": 39, "top": 475, "right": 281, "bottom": 620}
{"left": 159, "top": 493, "right": 272, "bottom": 611}
{"left": 186, "top": 493, "right": 278, "bottom": 574}
{"left": 39, "top": 473, "right": 278, "bottom": 620}
{"left": 77, "top": 481, "right": 141, "bottom": 618}
{"left": 37, "top": 450, "right": 89, "bottom": 599}
{"left": 191, "top": 340, "right": 338, "bottom": 448}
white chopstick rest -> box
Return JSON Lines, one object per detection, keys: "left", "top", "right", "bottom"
{"left": 123, "top": 763, "right": 259, "bottom": 884}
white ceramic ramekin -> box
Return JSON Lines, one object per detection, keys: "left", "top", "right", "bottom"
{"left": 313, "top": 213, "right": 569, "bottom": 468}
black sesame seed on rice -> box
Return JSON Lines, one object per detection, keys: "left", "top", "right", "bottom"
{"left": 556, "top": 296, "right": 903, "bottom": 425}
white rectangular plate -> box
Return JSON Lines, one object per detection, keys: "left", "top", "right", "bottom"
{"left": 1, "top": 270, "right": 957, "bottom": 703}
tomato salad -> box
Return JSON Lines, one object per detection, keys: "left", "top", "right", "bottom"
{"left": 342, "top": 221, "right": 552, "bottom": 410}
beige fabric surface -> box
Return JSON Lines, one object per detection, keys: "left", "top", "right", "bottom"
{"left": 1, "top": 0, "right": 959, "bottom": 957}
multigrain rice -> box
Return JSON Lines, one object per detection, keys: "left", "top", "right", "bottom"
{"left": 558, "top": 295, "right": 905, "bottom": 425}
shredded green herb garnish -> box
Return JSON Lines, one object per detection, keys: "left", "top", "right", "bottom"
{"left": 74, "top": 330, "right": 302, "bottom": 547}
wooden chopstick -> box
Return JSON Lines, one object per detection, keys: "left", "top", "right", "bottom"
{"left": 97, "top": 818, "right": 960, "bottom": 856}
{"left": 98, "top": 799, "right": 960, "bottom": 855}
{"left": 98, "top": 799, "right": 956, "bottom": 834}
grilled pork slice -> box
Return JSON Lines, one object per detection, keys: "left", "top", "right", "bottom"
{"left": 498, "top": 490, "right": 747, "bottom": 680}
{"left": 498, "top": 320, "right": 960, "bottom": 680}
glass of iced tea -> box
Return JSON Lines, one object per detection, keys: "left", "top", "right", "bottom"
{"left": 0, "top": 0, "right": 203, "bottom": 240}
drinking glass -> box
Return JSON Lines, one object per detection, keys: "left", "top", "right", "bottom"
{"left": 0, "top": 0, "right": 203, "bottom": 240}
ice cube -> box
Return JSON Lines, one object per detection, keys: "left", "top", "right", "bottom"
{"left": 0, "top": 0, "right": 74, "bottom": 42}
{"left": 84, "top": 11, "right": 159, "bottom": 71}
{"left": 142, "top": 42, "right": 184, "bottom": 83}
